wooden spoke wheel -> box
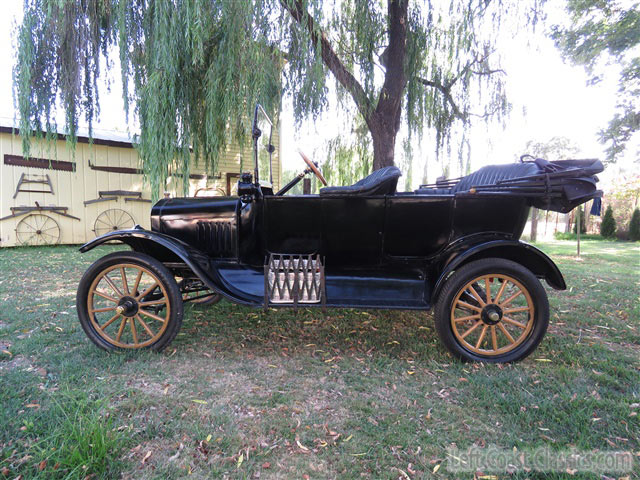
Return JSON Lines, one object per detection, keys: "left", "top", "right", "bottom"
{"left": 434, "top": 258, "right": 549, "bottom": 363}
{"left": 93, "top": 209, "right": 135, "bottom": 237}
{"left": 77, "top": 251, "right": 183, "bottom": 351}
{"left": 15, "top": 214, "right": 60, "bottom": 246}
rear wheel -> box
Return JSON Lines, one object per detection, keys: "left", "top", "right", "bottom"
{"left": 77, "top": 251, "right": 183, "bottom": 351}
{"left": 434, "top": 258, "right": 549, "bottom": 363}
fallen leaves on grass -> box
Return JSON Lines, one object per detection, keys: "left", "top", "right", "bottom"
{"left": 393, "top": 467, "right": 411, "bottom": 479}
{"left": 167, "top": 442, "right": 184, "bottom": 462}
{"left": 540, "top": 434, "right": 556, "bottom": 443}
{"left": 295, "top": 437, "right": 311, "bottom": 453}
{"left": 322, "top": 424, "right": 341, "bottom": 443}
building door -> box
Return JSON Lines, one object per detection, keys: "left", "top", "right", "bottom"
{"left": 226, "top": 173, "right": 240, "bottom": 196}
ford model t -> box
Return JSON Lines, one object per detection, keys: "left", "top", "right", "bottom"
{"left": 77, "top": 106, "right": 603, "bottom": 363}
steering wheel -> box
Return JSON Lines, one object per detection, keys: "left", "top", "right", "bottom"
{"left": 298, "top": 149, "right": 328, "bottom": 186}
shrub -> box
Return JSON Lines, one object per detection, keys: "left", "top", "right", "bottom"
{"left": 600, "top": 206, "right": 617, "bottom": 238}
{"left": 629, "top": 208, "right": 640, "bottom": 241}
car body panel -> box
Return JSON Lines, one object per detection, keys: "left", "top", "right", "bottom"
{"left": 80, "top": 187, "right": 566, "bottom": 311}
{"left": 79, "top": 228, "right": 256, "bottom": 305}
{"left": 384, "top": 195, "right": 454, "bottom": 258}
{"left": 430, "top": 237, "right": 567, "bottom": 302}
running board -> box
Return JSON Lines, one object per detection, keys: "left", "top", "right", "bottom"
{"left": 214, "top": 262, "right": 430, "bottom": 310}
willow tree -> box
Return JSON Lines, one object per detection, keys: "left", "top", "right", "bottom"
{"left": 552, "top": 0, "right": 640, "bottom": 162}
{"left": 14, "top": 0, "right": 541, "bottom": 195}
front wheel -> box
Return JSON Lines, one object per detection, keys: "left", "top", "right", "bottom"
{"left": 434, "top": 258, "right": 549, "bottom": 363}
{"left": 77, "top": 251, "right": 183, "bottom": 351}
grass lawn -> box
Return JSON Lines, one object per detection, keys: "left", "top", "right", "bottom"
{"left": 0, "top": 240, "right": 638, "bottom": 479}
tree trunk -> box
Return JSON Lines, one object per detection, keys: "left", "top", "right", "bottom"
{"left": 285, "top": 0, "right": 407, "bottom": 172}
{"left": 544, "top": 210, "right": 549, "bottom": 237}
{"left": 369, "top": 0, "right": 407, "bottom": 171}
{"left": 584, "top": 202, "right": 591, "bottom": 233}
{"left": 370, "top": 118, "right": 398, "bottom": 170}
{"left": 422, "top": 155, "right": 429, "bottom": 185}
{"left": 530, "top": 208, "right": 538, "bottom": 242}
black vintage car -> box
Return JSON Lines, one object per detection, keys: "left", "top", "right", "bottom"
{"left": 77, "top": 105, "right": 603, "bottom": 362}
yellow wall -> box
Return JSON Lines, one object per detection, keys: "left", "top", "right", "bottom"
{"left": 0, "top": 125, "right": 281, "bottom": 247}
{"left": 165, "top": 121, "right": 282, "bottom": 197}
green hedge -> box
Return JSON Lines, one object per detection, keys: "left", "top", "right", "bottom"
{"left": 629, "top": 208, "right": 640, "bottom": 241}
{"left": 553, "top": 232, "right": 605, "bottom": 241}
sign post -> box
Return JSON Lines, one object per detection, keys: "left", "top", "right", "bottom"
{"left": 576, "top": 207, "right": 581, "bottom": 257}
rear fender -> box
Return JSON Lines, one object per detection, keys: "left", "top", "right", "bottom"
{"left": 431, "top": 239, "right": 566, "bottom": 301}
{"left": 79, "top": 228, "right": 254, "bottom": 305}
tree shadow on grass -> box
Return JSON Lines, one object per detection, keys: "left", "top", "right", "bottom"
{"left": 178, "top": 301, "right": 448, "bottom": 364}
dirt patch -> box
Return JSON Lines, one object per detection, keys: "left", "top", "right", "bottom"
{"left": 160, "top": 355, "right": 263, "bottom": 399}
{"left": 607, "top": 341, "right": 640, "bottom": 357}
{"left": 0, "top": 354, "right": 30, "bottom": 371}
{"left": 125, "top": 378, "right": 170, "bottom": 397}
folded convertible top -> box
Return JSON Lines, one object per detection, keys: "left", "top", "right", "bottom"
{"left": 417, "top": 157, "right": 604, "bottom": 213}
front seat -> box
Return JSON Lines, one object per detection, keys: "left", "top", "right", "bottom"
{"left": 319, "top": 166, "right": 402, "bottom": 196}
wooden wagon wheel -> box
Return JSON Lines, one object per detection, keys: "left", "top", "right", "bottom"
{"left": 77, "top": 251, "right": 183, "bottom": 351}
{"left": 449, "top": 273, "right": 535, "bottom": 356}
{"left": 434, "top": 258, "right": 549, "bottom": 363}
{"left": 93, "top": 209, "right": 135, "bottom": 237}
{"left": 15, "top": 214, "right": 60, "bottom": 246}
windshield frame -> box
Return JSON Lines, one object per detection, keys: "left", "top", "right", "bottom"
{"left": 252, "top": 104, "right": 274, "bottom": 187}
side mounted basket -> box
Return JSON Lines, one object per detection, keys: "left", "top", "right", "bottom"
{"left": 264, "top": 253, "right": 325, "bottom": 309}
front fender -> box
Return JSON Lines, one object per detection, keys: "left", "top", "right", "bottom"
{"left": 431, "top": 239, "right": 566, "bottom": 301}
{"left": 79, "top": 228, "right": 255, "bottom": 305}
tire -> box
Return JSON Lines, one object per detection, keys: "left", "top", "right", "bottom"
{"left": 434, "top": 258, "right": 549, "bottom": 363}
{"left": 77, "top": 251, "right": 183, "bottom": 351}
